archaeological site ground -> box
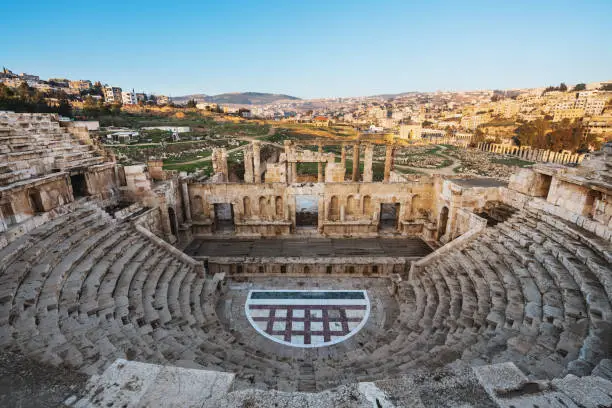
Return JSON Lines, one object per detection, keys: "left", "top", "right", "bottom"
{"left": 0, "top": 111, "right": 611, "bottom": 407}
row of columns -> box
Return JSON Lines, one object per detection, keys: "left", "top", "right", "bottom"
{"left": 477, "top": 142, "right": 585, "bottom": 164}
{"left": 282, "top": 142, "right": 396, "bottom": 183}
{"left": 348, "top": 143, "right": 395, "bottom": 183}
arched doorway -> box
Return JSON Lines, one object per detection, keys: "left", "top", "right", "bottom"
{"left": 168, "top": 207, "right": 178, "bottom": 236}
{"left": 438, "top": 206, "right": 449, "bottom": 238}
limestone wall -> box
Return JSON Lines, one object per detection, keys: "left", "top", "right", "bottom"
{"left": 0, "top": 173, "right": 73, "bottom": 232}
{"left": 84, "top": 164, "right": 117, "bottom": 200}
{"left": 547, "top": 177, "right": 596, "bottom": 216}
{"left": 508, "top": 168, "right": 552, "bottom": 197}
{"left": 188, "top": 179, "right": 436, "bottom": 237}
{"left": 436, "top": 178, "right": 505, "bottom": 241}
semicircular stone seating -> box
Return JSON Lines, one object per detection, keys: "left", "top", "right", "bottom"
{"left": 0, "top": 202, "right": 610, "bottom": 392}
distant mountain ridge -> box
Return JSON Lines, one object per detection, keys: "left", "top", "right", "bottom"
{"left": 173, "top": 92, "right": 300, "bottom": 105}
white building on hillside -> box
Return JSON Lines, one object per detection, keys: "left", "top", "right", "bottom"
{"left": 121, "top": 91, "right": 138, "bottom": 105}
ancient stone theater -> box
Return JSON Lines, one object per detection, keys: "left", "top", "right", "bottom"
{"left": 0, "top": 111, "right": 611, "bottom": 407}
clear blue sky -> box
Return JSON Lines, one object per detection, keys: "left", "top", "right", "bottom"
{"left": 2, "top": 0, "right": 611, "bottom": 98}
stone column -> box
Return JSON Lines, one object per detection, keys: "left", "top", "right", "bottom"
{"left": 351, "top": 144, "right": 360, "bottom": 182}
{"left": 384, "top": 145, "right": 395, "bottom": 183}
{"left": 341, "top": 143, "right": 346, "bottom": 166}
{"left": 212, "top": 148, "right": 228, "bottom": 180}
{"left": 244, "top": 147, "right": 254, "bottom": 183}
{"left": 181, "top": 181, "right": 191, "bottom": 223}
{"left": 253, "top": 140, "right": 261, "bottom": 183}
{"left": 291, "top": 162, "right": 297, "bottom": 183}
{"left": 362, "top": 144, "right": 373, "bottom": 182}
{"left": 317, "top": 144, "right": 323, "bottom": 183}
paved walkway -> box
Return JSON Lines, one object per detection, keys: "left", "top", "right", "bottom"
{"left": 185, "top": 237, "right": 433, "bottom": 258}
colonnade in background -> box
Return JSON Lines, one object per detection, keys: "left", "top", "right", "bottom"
{"left": 476, "top": 142, "right": 585, "bottom": 165}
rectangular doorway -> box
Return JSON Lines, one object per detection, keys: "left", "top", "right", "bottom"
{"left": 214, "top": 203, "right": 234, "bottom": 233}
{"left": 379, "top": 203, "right": 399, "bottom": 231}
{"left": 70, "top": 173, "right": 88, "bottom": 197}
{"left": 295, "top": 195, "right": 319, "bottom": 229}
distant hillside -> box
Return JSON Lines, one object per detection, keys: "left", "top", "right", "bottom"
{"left": 174, "top": 92, "right": 300, "bottom": 105}
{"left": 171, "top": 94, "right": 209, "bottom": 104}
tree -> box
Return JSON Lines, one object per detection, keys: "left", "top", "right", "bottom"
{"left": 559, "top": 82, "right": 568, "bottom": 92}
{"left": 472, "top": 128, "right": 486, "bottom": 145}
{"left": 572, "top": 83, "right": 586, "bottom": 91}
{"left": 110, "top": 103, "right": 122, "bottom": 115}
{"left": 186, "top": 99, "right": 197, "bottom": 109}
{"left": 57, "top": 99, "right": 72, "bottom": 117}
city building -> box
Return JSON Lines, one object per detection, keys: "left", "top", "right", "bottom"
{"left": 156, "top": 95, "right": 170, "bottom": 105}
{"left": 103, "top": 86, "right": 122, "bottom": 104}
{"left": 121, "top": 91, "right": 138, "bottom": 105}
{"left": 399, "top": 123, "right": 422, "bottom": 140}
{"left": 553, "top": 108, "right": 585, "bottom": 122}
{"left": 313, "top": 116, "right": 330, "bottom": 127}
{"left": 69, "top": 80, "right": 92, "bottom": 91}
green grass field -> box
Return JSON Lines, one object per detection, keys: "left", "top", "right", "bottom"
{"left": 491, "top": 157, "right": 534, "bottom": 168}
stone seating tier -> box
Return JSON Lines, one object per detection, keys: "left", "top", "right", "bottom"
{"left": 0, "top": 201, "right": 610, "bottom": 392}
{"left": 0, "top": 112, "right": 104, "bottom": 186}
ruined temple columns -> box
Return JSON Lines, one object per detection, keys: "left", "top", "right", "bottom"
{"left": 317, "top": 143, "right": 323, "bottom": 183}
{"left": 291, "top": 162, "right": 297, "bottom": 183}
{"left": 363, "top": 144, "right": 373, "bottom": 182}
{"left": 351, "top": 144, "right": 360, "bottom": 181}
{"left": 253, "top": 140, "right": 261, "bottom": 183}
{"left": 384, "top": 145, "right": 395, "bottom": 183}
{"left": 341, "top": 143, "right": 346, "bottom": 166}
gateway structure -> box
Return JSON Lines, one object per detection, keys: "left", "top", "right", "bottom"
{"left": 0, "top": 111, "right": 611, "bottom": 406}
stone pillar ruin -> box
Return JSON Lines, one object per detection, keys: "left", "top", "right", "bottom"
{"left": 317, "top": 144, "right": 323, "bottom": 183}
{"left": 384, "top": 145, "right": 395, "bottom": 183}
{"left": 351, "top": 144, "right": 360, "bottom": 182}
{"left": 244, "top": 147, "right": 254, "bottom": 183}
{"left": 253, "top": 141, "right": 261, "bottom": 183}
{"left": 362, "top": 144, "right": 374, "bottom": 182}
{"left": 341, "top": 143, "right": 346, "bottom": 167}
{"left": 212, "top": 148, "right": 228, "bottom": 180}
{"left": 291, "top": 162, "right": 297, "bottom": 183}
{"left": 181, "top": 181, "right": 191, "bottom": 223}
